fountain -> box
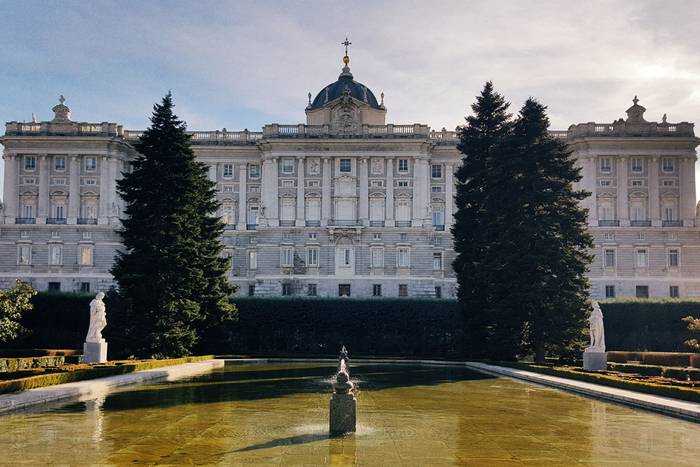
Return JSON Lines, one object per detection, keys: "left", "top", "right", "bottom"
{"left": 329, "top": 346, "right": 356, "bottom": 435}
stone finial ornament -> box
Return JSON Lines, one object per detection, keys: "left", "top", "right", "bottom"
{"left": 52, "top": 95, "right": 72, "bottom": 122}
{"left": 625, "top": 95, "right": 646, "bottom": 123}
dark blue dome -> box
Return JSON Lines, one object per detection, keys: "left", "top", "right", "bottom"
{"left": 308, "top": 70, "right": 382, "bottom": 111}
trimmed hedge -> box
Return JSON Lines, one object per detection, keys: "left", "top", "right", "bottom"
{"left": 0, "top": 355, "right": 213, "bottom": 395}
{"left": 4, "top": 293, "right": 698, "bottom": 355}
{"left": 608, "top": 351, "right": 700, "bottom": 367}
{"left": 0, "top": 356, "right": 72, "bottom": 373}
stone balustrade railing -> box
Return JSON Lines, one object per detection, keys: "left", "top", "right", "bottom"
{"left": 5, "top": 121, "right": 123, "bottom": 137}
{"left": 122, "top": 129, "right": 263, "bottom": 144}
{"left": 568, "top": 121, "right": 695, "bottom": 138}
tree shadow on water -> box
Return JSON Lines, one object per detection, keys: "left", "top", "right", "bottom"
{"left": 233, "top": 433, "right": 329, "bottom": 452}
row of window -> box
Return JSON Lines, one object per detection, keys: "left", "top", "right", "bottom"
{"left": 271, "top": 159, "right": 446, "bottom": 177}
{"left": 249, "top": 283, "right": 444, "bottom": 298}
{"left": 598, "top": 179, "right": 677, "bottom": 187}
{"left": 598, "top": 157, "right": 677, "bottom": 173}
{"left": 602, "top": 248, "right": 680, "bottom": 269}
{"left": 46, "top": 282, "right": 92, "bottom": 293}
{"left": 597, "top": 200, "right": 679, "bottom": 222}
{"left": 22, "top": 155, "right": 98, "bottom": 172}
{"left": 604, "top": 285, "right": 679, "bottom": 299}
{"left": 17, "top": 244, "right": 94, "bottom": 266}
{"left": 242, "top": 248, "right": 444, "bottom": 270}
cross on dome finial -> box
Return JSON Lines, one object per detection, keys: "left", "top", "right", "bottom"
{"left": 338, "top": 35, "right": 353, "bottom": 78}
{"left": 341, "top": 35, "right": 352, "bottom": 58}
{"left": 59, "top": 95, "right": 65, "bottom": 105}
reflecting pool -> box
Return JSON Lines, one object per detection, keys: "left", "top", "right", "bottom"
{"left": 1, "top": 362, "right": 699, "bottom": 466}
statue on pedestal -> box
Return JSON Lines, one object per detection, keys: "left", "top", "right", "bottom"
{"left": 587, "top": 301, "right": 605, "bottom": 352}
{"left": 85, "top": 292, "right": 107, "bottom": 343}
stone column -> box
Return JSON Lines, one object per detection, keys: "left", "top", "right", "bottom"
{"left": 616, "top": 156, "right": 628, "bottom": 226}
{"left": 321, "top": 157, "right": 331, "bottom": 226}
{"left": 682, "top": 155, "right": 697, "bottom": 226}
{"left": 412, "top": 157, "right": 429, "bottom": 226}
{"left": 108, "top": 157, "right": 119, "bottom": 224}
{"left": 584, "top": 157, "right": 598, "bottom": 225}
{"left": 67, "top": 155, "right": 80, "bottom": 224}
{"left": 2, "top": 154, "right": 17, "bottom": 223}
{"left": 385, "top": 157, "right": 395, "bottom": 227}
{"left": 261, "top": 156, "right": 279, "bottom": 226}
{"left": 98, "top": 156, "right": 110, "bottom": 225}
{"left": 295, "top": 156, "right": 305, "bottom": 227}
{"left": 37, "top": 154, "right": 49, "bottom": 224}
{"left": 444, "top": 163, "right": 454, "bottom": 229}
{"left": 649, "top": 156, "right": 661, "bottom": 226}
{"left": 237, "top": 163, "right": 247, "bottom": 230}
{"left": 358, "top": 157, "right": 369, "bottom": 226}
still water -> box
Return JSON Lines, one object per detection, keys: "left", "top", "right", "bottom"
{"left": 1, "top": 362, "right": 699, "bottom": 466}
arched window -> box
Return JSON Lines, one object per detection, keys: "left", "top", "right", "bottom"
{"left": 305, "top": 196, "right": 321, "bottom": 222}
{"left": 280, "top": 197, "right": 296, "bottom": 225}
{"left": 369, "top": 196, "right": 385, "bottom": 223}
{"left": 395, "top": 197, "right": 411, "bottom": 224}
{"left": 221, "top": 200, "right": 235, "bottom": 225}
{"left": 80, "top": 193, "right": 98, "bottom": 222}
{"left": 19, "top": 193, "right": 37, "bottom": 221}
{"left": 49, "top": 192, "right": 67, "bottom": 222}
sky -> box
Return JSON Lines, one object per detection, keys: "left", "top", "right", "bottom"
{"left": 1, "top": 0, "right": 699, "bottom": 196}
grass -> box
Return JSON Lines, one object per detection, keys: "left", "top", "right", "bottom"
{"left": 498, "top": 361, "right": 700, "bottom": 403}
{"left": 0, "top": 355, "right": 214, "bottom": 395}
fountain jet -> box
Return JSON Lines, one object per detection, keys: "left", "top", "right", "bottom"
{"left": 329, "top": 346, "right": 356, "bottom": 435}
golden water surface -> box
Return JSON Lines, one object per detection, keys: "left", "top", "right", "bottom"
{"left": 1, "top": 362, "right": 699, "bottom": 466}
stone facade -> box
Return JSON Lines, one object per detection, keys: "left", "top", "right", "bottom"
{"left": 1, "top": 63, "right": 699, "bottom": 298}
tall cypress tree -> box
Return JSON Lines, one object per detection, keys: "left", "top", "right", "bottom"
{"left": 453, "top": 82, "right": 512, "bottom": 357}
{"left": 111, "top": 93, "right": 236, "bottom": 358}
{"left": 507, "top": 99, "right": 593, "bottom": 362}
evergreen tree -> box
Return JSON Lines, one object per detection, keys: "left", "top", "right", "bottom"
{"left": 507, "top": 99, "right": 592, "bottom": 362}
{"left": 452, "top": 82, "right": 513, "bottom": 357}
{"left": 111, "top": 93, "right": 236, "bottom": 358}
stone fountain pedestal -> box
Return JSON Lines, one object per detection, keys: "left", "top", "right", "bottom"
{"left": 330, "top": 392, "right": 357, "bottom": 435}
{"left": 83, "top": 339, "right": 108, "bottom": 364}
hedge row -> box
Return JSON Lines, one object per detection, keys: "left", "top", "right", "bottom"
{"left": 607, "top": 351, "right": 700, "bottom": 367}
{"left": 607, "top": 362, "right": 700, "bottom": 381}
{"left": 0, "top": 356, "right": 76, "bottom": 373}
{"left": 4, "top": 293, "right": 699, "bottom": 355}
{"left": 0, "top": 355, "right": 213, "bottom": 395}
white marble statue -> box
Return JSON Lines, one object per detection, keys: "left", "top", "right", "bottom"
{"left": 587, "top": 301, "right": 605, "bottom": 352}
{"left": 85, "top": 292, "right": 107, "bottom": 343}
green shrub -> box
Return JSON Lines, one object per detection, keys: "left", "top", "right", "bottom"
{"left": 608, "top": 362, "right": 663, "bottom": 377}
{"left": 0, "top": 280, "right": 37, "bottom": 344}
{"left": 0, "top": 356, "right": 66, "bottom": 373}
{"left": 641, "top": 352, "right": 697, "bottom": 367}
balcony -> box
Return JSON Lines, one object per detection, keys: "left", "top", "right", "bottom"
{"left": 47, "top": 218, "right": 67, "bottom": 224}
{"left": 305, "top": 220, "right": 321, "bottom": 227}
{"left": 434, "top": 224, "right": 446, "bottom": 231}
{"left": 77, "top": 218, "right": 97, "bottom": 225}
{"left": 330, "top": 220, "right": 359, "bottom": 226}
{"left": 369, "top": 221, "right": 385, "bottom": 227}
{"left": 630, "top": 220, "right": 651, "bottom": 227}
{"left": 395, "top": 221, "right": 412, "bottom": 227}
{"left": 598, "top": 220, "right": 619, "bottom": 227}
{"left": 246, "top": 224, "right": 258, "bottom": 230}
{"left": 662, "top": 220, "right": 683, "bottom": 227}
{"left": 223, "top": 224, "right": 236, "bottom": 230}
{"left": 15, "top": 217, "right": 36, "bottom": 224}
{"left": 279, "top": 220, "right": 296, "bottom": 227}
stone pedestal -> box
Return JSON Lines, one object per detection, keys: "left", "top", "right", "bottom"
{"left": 583, "top": 350, "right": 607, "bottom": 371}
{"left": 329, "top": 392, "right": 356, "bottom": 435}
{"left": 83, "top": 340, "right": 108, "bottom": 364}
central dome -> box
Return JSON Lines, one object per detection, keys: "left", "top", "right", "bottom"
{"left": 307, "top": 66, "right": 382, "bottom": 111}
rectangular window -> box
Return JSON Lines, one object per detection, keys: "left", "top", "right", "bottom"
{"left": 281, "top": 159, "right": 294, "bottom": 174}
{"left": 631, "top": 157, "right": 643, "bottom": 172}
{"left": 398, "top": 284, "right": 408, "bottom": 297}
{"left": 248, "top": 284, "right": 255, "bottom": 296}
{"left": 307, "top": 284, "right": 317, "bottom": 297}
{"left": 636, "top": 249, "right": 648, "bottom": 268}
{"left": 338, "top": 284, "right": 351, "bottom": 297}
{"left": 48, "top": 245, "right": 62, "bottom": 266}
{"left": 223, "top": 164, "right": 233, "bottom": 178}
{"left": 635, "top": 285, "right": 649, "bottom": 298}
{"left": 54, "top": 156, "right": 66, "bottom": 171}
{"left": 432, "top": 209, "right": 444, "bottom": 227}
{"left": 282, "top": 179, "right": 295, "bottom": 187}
{"left": 372, "top": 284, "right": 382, "bottom": 297}
{"left": 668, "top": 249, "right": 680, "bottom": 268}
{"left": 670, "top": 286, "right": 680, "bottom": 298}
{"left": 249, "top": 164, "right": 260, "bottom": 178}
{"left": 339, "top": 159, "right": 351, "bottom": 172}
{"left": 281, "top": 247, "right": 293, "bottom": 267}
{"left": 24, "top": 156, "right": 36, "bottom": 170}
{"left": 79, "top": 245, "right": 93, "bottom": 266}
{"left": 603, "top": 232, "right": 615, "bottom": 241}
{"left": 373, "top": 233, "right": 381, "bottom": 240}
{"left": 435, "top": 286, "right": 442, "bottom": 298}
{"left": 222, "top": 185, "right": 234, "bottom": 193}
{"left": 307, "top": 247, "right": 319, "bottom": 267}
{"left": 82, "top": 231, "right": 92, "bottom": 240}
{"left": 599, "top": 157, "right": 611, "bottom": 173}
{"left": 80, "top": 282, "right": 90, "bottom": 293}
{"left": 371, "top": 247, "right": 384, "bottom": 268}
{"left": 85, "top": 157, "right": 97, "bottom": 171}
{"left": 433, "top": 252, "right": 443, "bottom": 270}
{"left": 398, "top": 159, "right": 408, "bottom": 172}
{"left": 307, "top": 180, "right": 320, "bottom": 187}
{"left": 48, "top": 282, "right": 61, "bottom": 292}
{"left": 603, "top": 249, "right": 615, "bottom": 268}
{"left": 431, "top": 164, "right": 442, "bottom": 178}
{"left": 308, "top": 233, "right": 317, "bottom": 239}
{"left": 249, "top": 250, "right": 258, "bottom": 269}
{"left": 431, "top": 185, "right": 443, "bottom": 193}
{"left": 631, "top": 180, "right": 643, "bottom": 187}
{"left": 662, "top": 158, "right": 674, "bottom": 172}
{"left": 370, "top": 180, "right": 384, "bottom": 187}
{"left": 599, "top": 180, "right": 612, "bottom": 187}
{"left": 662, "top": 180, "right": 675, "bottom": 187}
{"left": 605, "top": 285, "right": 616, "bottom": 298}
{"left": 397, "top": 247, "right": 410, "bottom": 268}
{"left": 397, "top": 180, "right": 409, "bottom": 187}
{"left": 17, "top": 244, "right": 31, "bottom": 265}
{"left": 282, "top": 283, "right": 292, "bottom": 296}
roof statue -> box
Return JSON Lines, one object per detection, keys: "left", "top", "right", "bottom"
{"left": 625, "top": 95, "right": 647, "bottom": 123}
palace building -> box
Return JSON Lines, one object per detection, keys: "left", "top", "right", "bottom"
{"left": 1, "top": 51, "right": 699, "bottom": 299}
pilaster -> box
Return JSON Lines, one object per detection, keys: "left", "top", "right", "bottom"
{"left": 37, "top": 154, "right": 48, "bottom": 224}
{"left": 321, "top": 157, "right": 331, "bottom": 226}
{"left": 98, "top": 156, "right": 109, "bottom": 225}
{"left": 681, "top": 155, "right": 697, "bottom": 226}
{"left": 385, "top": 157, "right": 395, "bottom": 227}
{"left": 444, "top": 163, "right": 454, "bottom": 229}
{"left": 261, "top": 156, "right": 279, "bottom": 227}
{"left": 237, "top": 164, "right": 247, "bottom": 230}
{"left": 616, "top": 156, "right": 629, "bottom": 226}
{"left": 67, "top": 155, "right": 80, "bottom": 224}
{"left": 358, "top": 157, "right": 369, "bottom": 226}
{"left": 295, "top": 156, "right": 305, "bottom": 226}
{"left": 649, "top": 156, "right": 661, "bottom": 226}
{"left": 2, "top": 154, "right": 17, "bottom": 223}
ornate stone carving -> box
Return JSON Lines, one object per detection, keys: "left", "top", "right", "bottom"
{"left": 308, "top": 158, "right": 321, "bottom": 175}
{"left": 371, "top": 158, "right": 383, "bottom": 175}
